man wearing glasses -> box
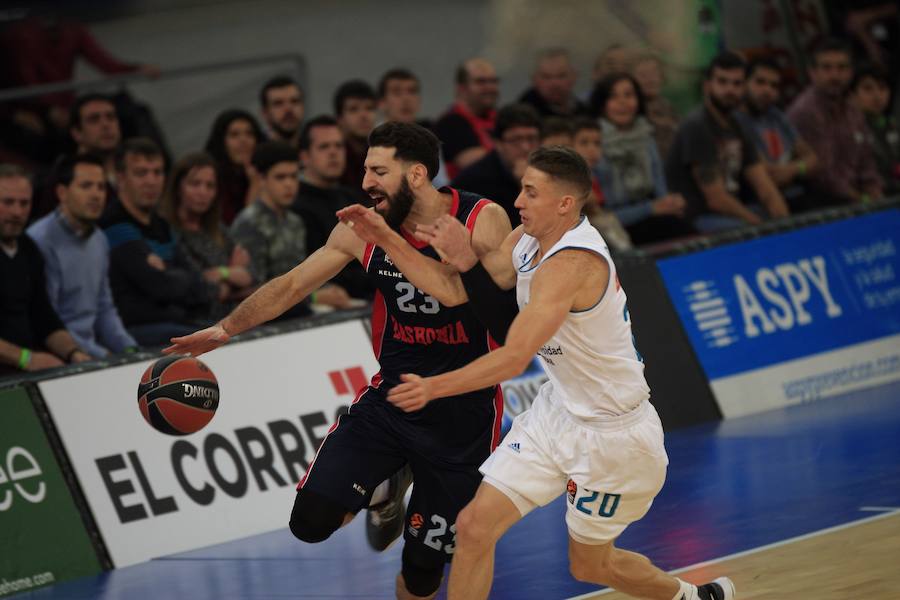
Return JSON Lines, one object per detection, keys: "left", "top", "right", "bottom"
{"left": 435, "top": 58, "right": 501, "bottom": 178}
{"left": 451, "top": 103, "right": 542, "bottom": 227}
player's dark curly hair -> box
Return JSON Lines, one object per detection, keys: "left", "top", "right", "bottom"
{"left": 368, "top": 121, "right": 441, "bottom": 181}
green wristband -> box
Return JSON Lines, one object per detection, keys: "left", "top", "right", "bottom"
{"left": 18, "top": 348, "right": 31, "bottom": 370}
{"left": 310, "top": 290, "right": 318, "bottom": 304}
{"left": 796, "top": 160, "right": 806, "bottom": 177}
{"left": 218, "top": 266, "right": 231, "bottom": 281}
{"left": 860, "top": 193, "right": 872, "bottom": 204}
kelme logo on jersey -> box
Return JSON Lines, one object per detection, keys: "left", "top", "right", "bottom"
{"left": 683, "top": 255, "right": 843, "bottom": 349}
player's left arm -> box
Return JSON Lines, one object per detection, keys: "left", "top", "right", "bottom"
{"left": 388, "top": 250, "right": 607, "bottom": 411}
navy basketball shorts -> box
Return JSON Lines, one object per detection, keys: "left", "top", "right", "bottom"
{"left": 299, "top": 385, "right": 501, "bottom": 562}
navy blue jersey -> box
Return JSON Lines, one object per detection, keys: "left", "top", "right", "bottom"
{"left": 361, "top": 188, "right": 498, "bottom": 398}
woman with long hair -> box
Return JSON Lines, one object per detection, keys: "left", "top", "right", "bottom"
{"left": 160, "top": 152, "right": 256, "bottom": 319}
{"left": 590, "top": 73, "right": 695, "bottom": 245}
{"left": 204, "top": 109, "right": 264, "bottom": 224}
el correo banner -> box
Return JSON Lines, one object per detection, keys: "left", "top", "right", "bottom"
{"left": 38, "top": 320, "right": 380, "bottom": 567}
{"left": 657, "top": 210, "right": 900, "bottom": 418}
{"left": 0, "top": 386, "right": 102, "bottom": 596}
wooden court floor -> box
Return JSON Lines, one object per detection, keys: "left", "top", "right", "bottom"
{"left": 578, "top": 511, "right": 900, "bottom": 599}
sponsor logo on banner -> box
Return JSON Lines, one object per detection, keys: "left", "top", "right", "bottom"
{"left": 39, "top": 320, "right": 380, "bottom": 567}
{"left": 0, "top": 388, "right": 102, "bottom": 595}
{"left": 658, "top": 211, "right": 900, "bottom": 417}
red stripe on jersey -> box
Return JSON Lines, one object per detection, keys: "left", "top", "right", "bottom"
{"left": 448, "top": 187, "right": 460, "bottom": 217}
{"left": 328, "top": 371, "right": 349, "bottom": 395}
{"left": 362, "top": 242, "right": 376, "bottom": 270}
{"left": 401, "top": 227, "right": 429, "bottom": 249}
{"left": 298, "top": 385, "right": 368, "bottom": 489}
{"left": 371, "top": 372, "right": 383, "bottom": 389}
{"left": 345, "top": 366, "right": 368, "bottom": 395}
{"left": 491, "top": 385, "right": 504, "bottom": 451}
{"left": 399, "top": 188, "right": 463, "bottom": 249}
{"left": 465, "top": 198, "right": 492, "bottom": 233}
{"left": 371, "top": 290, "right": 387, "bottom": 360}
{"left": 487, "top": 332, "right": 504, "bottom": 450}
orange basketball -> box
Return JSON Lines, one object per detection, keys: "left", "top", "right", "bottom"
{"left": 137, "top": 356, "right": 219, "bottom": 435}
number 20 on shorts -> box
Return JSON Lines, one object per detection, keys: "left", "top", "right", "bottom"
{"left": 567, "top": 479, "right": 620, "bottom": 518}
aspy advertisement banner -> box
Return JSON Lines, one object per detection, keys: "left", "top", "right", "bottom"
{"left": 38, "top": 320, "right": 379, "bottom": 567}
{"left": 657, "top": 210, "right": 900, "bottom": 417}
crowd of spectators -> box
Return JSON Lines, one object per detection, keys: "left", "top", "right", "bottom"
{"left": 1, "top": 31, "right": 897, "bottom": 377}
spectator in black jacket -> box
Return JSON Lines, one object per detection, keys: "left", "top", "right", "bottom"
{"left": 100, "top": 138, "right": 213, "bottom": 346}
{"left": 0, "top": 164, "right": 92, "bottom": 377}
{"left": 293, "top": 116, "right": 373, "bottom": 300}
{"left": 519, "top": 48, "right": 591, "bottom": 119}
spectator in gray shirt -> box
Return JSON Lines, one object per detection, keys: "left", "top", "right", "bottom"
{"left": 27, "top": 154, "right": 137, "bottom": 358}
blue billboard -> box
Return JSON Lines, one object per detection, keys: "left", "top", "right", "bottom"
{"left": 657, "top": 210, "right": 900, "bottom": 382}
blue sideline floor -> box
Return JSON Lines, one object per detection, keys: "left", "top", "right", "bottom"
{"left": 18, "top": 381, "right": 900, "bottom": 599}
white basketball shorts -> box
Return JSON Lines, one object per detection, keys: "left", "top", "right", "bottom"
{"left": 480, "top": 382, "right": 668, "bottom": 544}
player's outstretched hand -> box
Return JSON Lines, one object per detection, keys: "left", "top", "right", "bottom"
{"left": 387, "top": 373, "right": 434, "bottom": 412}
{"left": 415, "top": 215, "right": 478, "bottom": 271}
{"left": 163, "top": 324, "right": 230, "bottom": 357}
{"left": 336, "top": 204, "right": 391, "bottom": 244}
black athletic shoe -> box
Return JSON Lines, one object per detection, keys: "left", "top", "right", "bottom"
{"left": 698, "top": 577, "right": 736, "bottom": 600}
{"left": 365, "top": 465, "right": 413, "bottom": 552}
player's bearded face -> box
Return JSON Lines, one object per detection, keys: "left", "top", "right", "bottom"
{"left": 374, "top": 177, "right": 415, "bottom": 231}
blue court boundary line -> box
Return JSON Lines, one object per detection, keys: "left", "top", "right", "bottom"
{"left": 564, "top": 509, "right": 900, "bottom": 599}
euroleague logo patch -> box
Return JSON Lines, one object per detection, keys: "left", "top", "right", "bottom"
{"left": 566, "top": 479, "right": 577, "bottom": 504}
{"left": 407, "top": 512, "right": 425, "bottom": 538}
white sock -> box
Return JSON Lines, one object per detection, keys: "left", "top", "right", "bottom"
{"left": 369, "top": 479, "right": 390, "bottom": 506}
{"left": 671, "top": 578, "right": 699, "bottom": 600}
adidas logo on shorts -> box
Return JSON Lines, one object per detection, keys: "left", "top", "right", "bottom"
{"left": 508, "top": 442, "right": 521, "bottom": 453}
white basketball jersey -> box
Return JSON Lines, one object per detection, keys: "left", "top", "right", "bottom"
{"left": 513, "top": 217, "right": 650, "bottom": 419}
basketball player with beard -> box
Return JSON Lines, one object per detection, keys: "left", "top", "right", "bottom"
{"left": 165, "top": 122, "right": 513, "bottom": 600}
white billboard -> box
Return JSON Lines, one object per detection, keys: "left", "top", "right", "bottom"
{"left": 39, "top": 320, "right": 379, "bottom": 567}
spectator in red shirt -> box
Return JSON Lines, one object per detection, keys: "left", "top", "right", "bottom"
{"left": 0, "top": 15, "right": 158, "bottom": 130}
{"left": 787, "top": 38, "right": 883, "bottom": 204}
{"left": 434, "top": 58, "right": 500, "bottom": 178}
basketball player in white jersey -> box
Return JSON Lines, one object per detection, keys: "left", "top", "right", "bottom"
{"left": 370, "top": 146, "right": 735, "bottom": 600}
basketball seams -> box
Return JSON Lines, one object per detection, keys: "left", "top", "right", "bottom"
{"left": 152, "top": 398, "right": 216, "bottom": 434}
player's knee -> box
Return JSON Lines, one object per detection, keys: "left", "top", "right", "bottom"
{"left": 569, "top": 555, "right": 601, "bottom": 584}
{"left": 401, "top": 544, "right": 444, "bottom": 597}
{"left": 568, "top": 543, "right": 612, "bottom": 584}
{"left": 288, "top": 489, "right": 346, "bottom": 544}
{"left": 454, "top": 503, "right": 491, "bottom": 549}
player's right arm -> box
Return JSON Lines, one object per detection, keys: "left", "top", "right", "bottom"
{"left": 163, "top": 224, "right": 362, "bottom": 356}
